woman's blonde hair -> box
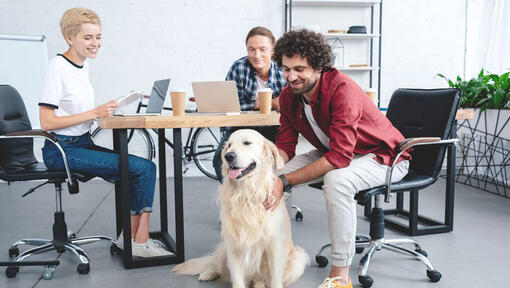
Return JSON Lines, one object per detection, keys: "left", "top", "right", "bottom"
{"left": 60, "top": 7, "right": 101, "bottom": 38}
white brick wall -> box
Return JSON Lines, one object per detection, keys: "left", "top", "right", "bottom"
{"left": 0, "top": 0, "right": 466, "bottom": 177}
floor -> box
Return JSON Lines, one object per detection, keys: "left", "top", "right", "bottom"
{"left": 0, "top": 176, "right": 509, "bottom": 288}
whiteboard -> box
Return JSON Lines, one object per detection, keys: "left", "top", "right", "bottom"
{"left": 0, "top": 34, "right": 48, "bottom": 129}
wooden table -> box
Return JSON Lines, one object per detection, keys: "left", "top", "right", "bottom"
{"left": 100, "top": 112, "right": 279, "bottom": 268}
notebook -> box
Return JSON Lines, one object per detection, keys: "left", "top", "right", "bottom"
{"left": 114, "top": 78, "right": 171, "bottom": 116}
{"left": 191, "top": 81, "right": 241, "bottom": 114}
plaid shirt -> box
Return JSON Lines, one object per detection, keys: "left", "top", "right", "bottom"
{"left": 225, "top": 56, "right": 286, "bottom": 111}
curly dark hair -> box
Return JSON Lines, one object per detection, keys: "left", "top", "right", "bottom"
{"left": 273, "top": 29, "right": 332, "bottom": 71}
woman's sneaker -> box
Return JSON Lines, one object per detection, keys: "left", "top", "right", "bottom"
{"left": 132, "top": 239, "right": 174, "bottom": 257}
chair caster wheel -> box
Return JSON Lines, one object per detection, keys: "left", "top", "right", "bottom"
{"left": 355, "top": 247, "right": 365, "bottom": 254}
{"left": 295, "top": 211, "right": 303, "bottom": 221}
{"left": 42, "top": 266, "right": 56, "bottom": 280}
{"left": 77, "top": 263, "right": 90, "bottom": 274}
{"left": 110, "top": 244, "right": 122, "bottom": 255}
{"left": 416, "top": 249, "right": 428, "bottom": 257}
{"left": 8, "top": 247, "right": 19, "bottom": 258}
{"left": 5, "top": 267, "right": 17, "bottom": 278}
{"left": 427, "top": 270, "right": 442, "bottom": 282}
{"left": 315, "top": 255, "right": 328, "bottom": 267}
{"left": 359, "top": 275, "right": 373, "bottom": 288}
{"left": 67, "top": 231, "right": 76, "bottom": 239}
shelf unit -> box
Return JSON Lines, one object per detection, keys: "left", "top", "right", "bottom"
{"left": 284, "top": 0, "right": 383, "bottom": 106}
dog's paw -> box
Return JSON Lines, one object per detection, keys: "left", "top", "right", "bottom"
{"left": 198, "top": 269, "right": 219, "bottom": 281}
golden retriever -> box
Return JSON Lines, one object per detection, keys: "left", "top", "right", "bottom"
{"left": 173, "top": 129, "right": 309, "bottom": 288}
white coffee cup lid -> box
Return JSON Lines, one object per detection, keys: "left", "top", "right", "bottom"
{"left": 259, "top": 88, "right": 273, "bottom": 93}
{"left": 365, "top": 88, "right": 377, "bottom": 93}
{"left": 171, "top": 88, "right": 186, "bottom": 93}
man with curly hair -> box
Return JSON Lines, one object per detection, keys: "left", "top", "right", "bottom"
{"left": 264, "top": 29, "right": 411, "bottom": 288}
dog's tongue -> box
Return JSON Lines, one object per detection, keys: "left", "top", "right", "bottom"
{"left": 228, "top": 168, "right": 242, "bottom": 179}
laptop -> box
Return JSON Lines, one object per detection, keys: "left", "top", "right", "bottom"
{"left": 191, "top": 81, "right": 241, "bottom": 114}
{"left": 115, "top": 78, "right": 171, "bottom": 116}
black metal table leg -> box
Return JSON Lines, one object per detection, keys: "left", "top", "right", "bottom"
{"left": 113, "top": 127, "right": 184, "bottom": 268}
{"left": 173, "top": 128, "right": 185, "bottom": 262}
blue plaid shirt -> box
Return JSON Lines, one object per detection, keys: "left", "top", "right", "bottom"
{"left": 225, "top": 56, "right": 286, "bottom": 111}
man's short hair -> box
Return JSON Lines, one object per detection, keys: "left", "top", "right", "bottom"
{"left": 245, "top": 26, "right": 276, "bottom": 46}
{"left": 273, "top": 29, "right": 332, "bottom": 71}
{"left": 60, "top": 7, "right": 101, "bottom": 38}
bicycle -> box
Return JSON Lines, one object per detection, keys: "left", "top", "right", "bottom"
{"left": 91, "top": 96, "right": 222, "bottom": 180}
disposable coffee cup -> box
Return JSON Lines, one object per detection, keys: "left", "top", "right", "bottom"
{"left": 365, "top": 88, "right": 377, "bottom": 104}
{"left": 170, "top": 88, "right": 186, "bottom": 116}
{"left": 258, "top": 88, "right": 273, "bottom": 114}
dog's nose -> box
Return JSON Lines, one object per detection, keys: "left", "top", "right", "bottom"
{"left": 224, "top": 152, "right": 236, "bottom": 163}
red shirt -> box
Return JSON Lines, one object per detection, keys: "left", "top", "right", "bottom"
{"left": 276, "top": 69, "right": 410, "bottom": 169}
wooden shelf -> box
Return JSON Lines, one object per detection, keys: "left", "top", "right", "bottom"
{"left": 337, "top": 66, "right": 379, "bottom": 71}
{"left": 290, "top": 0, "right": 381, "bottom": 7}
{"left": 324, "top": 33, "right": 380, "bottom": 39}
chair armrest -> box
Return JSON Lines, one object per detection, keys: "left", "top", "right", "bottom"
{"left": 4, "top": 129, "right": 57, "bottom": 142}
{"left": 0, "top": 129, "right": 78, "bottom": 194}
{"left": 384, "top": 137, "right": 459, "bottom": 203}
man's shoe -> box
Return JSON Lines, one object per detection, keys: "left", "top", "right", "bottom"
{"left": 318, "top": 277, "right": 353, "bottom": 288}
{"left": 131, "top": 239, "right": 174, "bottom": 257}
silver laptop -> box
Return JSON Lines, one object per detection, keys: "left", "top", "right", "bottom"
{"left": 191, "top": 81, "right": 241, "bottom": 114}
{"left": 115, "top": 78, "right": 170, "bottom": 116}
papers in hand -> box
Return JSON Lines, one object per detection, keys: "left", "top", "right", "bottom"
{"left": 115, "top": 91, "right": 145, "bottom": 109}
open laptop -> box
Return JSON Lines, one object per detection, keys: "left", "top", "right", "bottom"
{"left": 191, "top": 81, "right": 241, "bottom": 114}
{"left": 115, "top": 78, "right": 170, "bottom": 116}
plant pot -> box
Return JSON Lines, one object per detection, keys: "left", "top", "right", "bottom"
{"left": 456, "top": 108, "right": 510, "bottom": 197}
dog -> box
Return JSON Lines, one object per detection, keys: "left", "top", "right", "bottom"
{"left": 173, "top": 129, "right": 309, "bottom": 288}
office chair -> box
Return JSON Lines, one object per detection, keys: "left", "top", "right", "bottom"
{"left": 0, "top": 85, "right": 114, "bottom": 279}
{"left": 313, "top": 88, "right": 461, "bottom": 287}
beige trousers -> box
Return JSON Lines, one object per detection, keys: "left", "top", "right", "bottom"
{"left": 282, "top": 150, "right": 409, "bottom": 267}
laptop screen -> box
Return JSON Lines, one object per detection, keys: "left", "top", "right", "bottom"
{"left": 146, "top": 79, "right": 170, "bottom": 113}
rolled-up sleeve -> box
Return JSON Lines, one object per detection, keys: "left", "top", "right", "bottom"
{"left": 324, "top": 82, "right": 362, "bottom": 169}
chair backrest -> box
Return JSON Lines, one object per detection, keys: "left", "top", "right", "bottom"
{"left": 0, "top": 85, "right": 38, "bottom": 171}
{"left": 386, "top": 88, "right": 460, "bottom": 178}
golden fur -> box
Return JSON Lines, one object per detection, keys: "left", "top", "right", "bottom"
{"left": 173, "top": 129, "right": 309, "bottom": 288}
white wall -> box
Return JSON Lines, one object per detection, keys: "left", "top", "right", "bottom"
{"left": 0, "top": 0, "right": 467, "bottom": 176}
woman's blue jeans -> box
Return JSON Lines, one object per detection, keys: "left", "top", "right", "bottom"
{"left": 42, "top": 132, "right": 156, "bottom": 215}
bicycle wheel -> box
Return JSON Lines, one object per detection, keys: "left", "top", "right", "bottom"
{"left": 90, "top": 127, "right": 155, "bottom": 160}
{"left": 191, "top": 127, "right": 221, "bottom": 180}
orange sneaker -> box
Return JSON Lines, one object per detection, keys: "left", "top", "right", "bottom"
{"left": 318, "top": 277, "right": 353, "bottom": 288}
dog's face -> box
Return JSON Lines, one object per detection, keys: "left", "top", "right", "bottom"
{"left": 222, "top": 129, "right": 283, "bottom": 181}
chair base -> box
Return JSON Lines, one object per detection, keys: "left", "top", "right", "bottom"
{"left": 315, "top": 235, "right": 441, "bottom": 288}
{"left": 6, "top": 210, "right": 114, "bottom": 279}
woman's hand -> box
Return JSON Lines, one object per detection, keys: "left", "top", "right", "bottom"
{"left": 93, "top": 100, "right": 119, "bottom": 118}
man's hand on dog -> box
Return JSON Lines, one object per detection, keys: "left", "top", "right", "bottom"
{"left": 263, "top": 177, "right": 284, "bottom": 210}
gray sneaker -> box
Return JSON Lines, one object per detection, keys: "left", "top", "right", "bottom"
{"left": 131, "top": 239, "right": 174, "bottom": 257}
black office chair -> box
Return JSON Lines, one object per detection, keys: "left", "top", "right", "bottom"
{"left": 0, "top": 85, "right": 114, "bottom": 279}
{"left": 313, "top": 88, "right": 461, "bottom": 288}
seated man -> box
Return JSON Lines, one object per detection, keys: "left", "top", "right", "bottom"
{"left": 212, "top": 26, "right": 286, "bottom": 182}
{"left": 265, "top": 29, "right": 411, "bottom": 288}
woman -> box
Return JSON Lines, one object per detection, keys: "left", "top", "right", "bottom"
{"left": 39, "top": 7, "right": 171, "bottom": 257}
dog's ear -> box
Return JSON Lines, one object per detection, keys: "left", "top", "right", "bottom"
{"left": 221, "top": 138, "right": 231, "bottom": 179}
{"left": 264, "top": 138, "right": 284, "bottom": 171}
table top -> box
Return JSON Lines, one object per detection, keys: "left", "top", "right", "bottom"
{"left": 100, "top": 109, "right": 474, "bottom": 129}
{"left": 100, "top": 111, "right": 280, "bottom": 129}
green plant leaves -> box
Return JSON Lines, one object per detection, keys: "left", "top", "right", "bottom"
{"left": 436, "top": 69, "right": 510, "bottom": 110}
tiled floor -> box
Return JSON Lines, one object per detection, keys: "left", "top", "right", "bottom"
{"left": 1, "top": 177, "right": 508, "bottom": 287}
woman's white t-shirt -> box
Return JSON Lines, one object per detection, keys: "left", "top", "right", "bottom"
{"left": 39, "top": 55, "right": 95, "bottom": 136}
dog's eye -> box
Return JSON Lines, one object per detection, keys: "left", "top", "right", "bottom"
{"left": 243, "top": 141, "right": 252, "bottom": 145}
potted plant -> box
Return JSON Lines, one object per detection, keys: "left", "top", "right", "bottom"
{"left": 437, "top": 69, "right": 510, "bottom": 196}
